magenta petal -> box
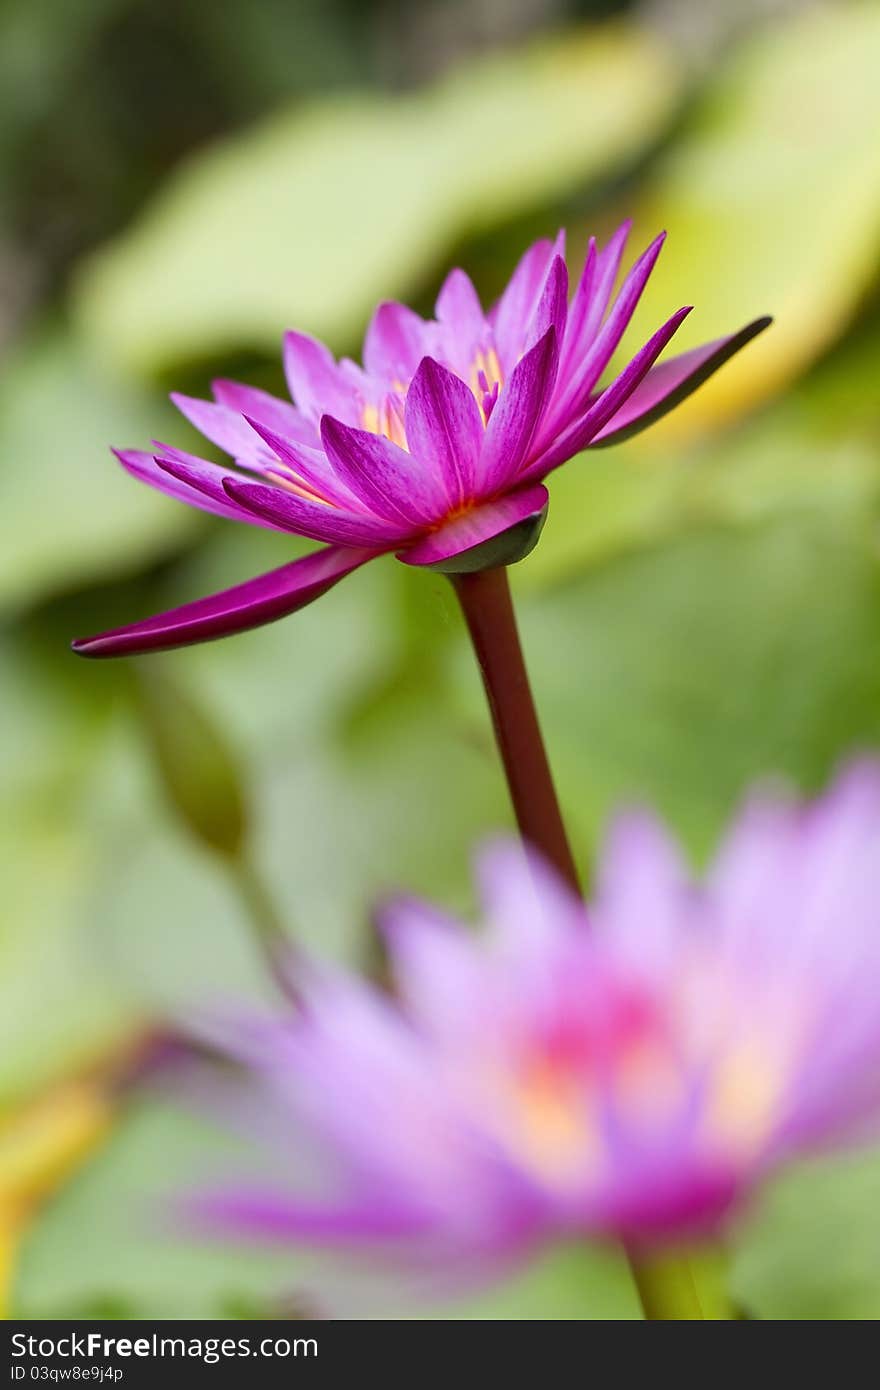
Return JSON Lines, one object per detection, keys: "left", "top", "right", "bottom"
{"left": 222, "top": 475, "right": 409, "bottom": 546}
{"left": 590, "top": 317, "right": 773, "bottom": 446}
{"left": 72, "top": 546, "right": 372, "bottom": 658}
{"left": 527, "top": 254, "right": 568, "bottom": 353}
{"left": 380, "top": 898, "right": 480, "bottom": 1037}
{"left": 283, "top": 330, "right": 360, "bottom": 424}
{"left": 479, "top": 327, "right": 558, "bottom": 492}
{"left": 524, "top": 306, "right": 693, "bottom": 477}
{"left": 491, "top": 232, "right": 564, "bottom": 368}
{"left": 363, "top": 301, "right": 432, "bottom": 384}
{"left": 171, "top": 392, "right": 280, "bottom": 470}
{"left": 243, "top": 416, "right": 364, "bottom": 508}
{"left": 404, "top": 357, "right": 484, "bottom": 509}
{"left": 320, "top": 416, "right": 443, "bottom": 526}
{"left": 541, "top": 232, "right": 666, "bottom": 441}
{"left": 211, "top": 379, "right": 317, "bottom": 446}
{"left": 569, "top": 220, "right": 632, "bottom": 359}
{"left": 192, "top": 1189, "right": 429, "bottom": 1243}
{"left": 113, "top": 447, "right": 270, "bottom": 527}
{"left": 557, "top": 225, "right": 633, "bottom": 383}
{"left": 435, "top": 268, "right": 485, "bottom": 343}
{"left": 401, "top": 484, "right": 548, "bottom": 567}
{"left": 561, "top": 237, "right": 598, "bottom": 370}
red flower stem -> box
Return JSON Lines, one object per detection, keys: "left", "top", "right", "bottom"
{"left": 452, "top": 565, "right": 711, "bottom": 1322}
{"left": 451, "top": 567, "right": 580, "bottom": 888}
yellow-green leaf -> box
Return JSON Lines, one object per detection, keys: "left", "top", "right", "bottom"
{"left": 73, "top": 24, "right": 682, "bottom": 372}
{"left": 619, "top": 0, "right": 880, "bottom": 441}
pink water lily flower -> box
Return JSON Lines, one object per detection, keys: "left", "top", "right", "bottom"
{"left": 192, "top": 761, "right": 880, "bottom": 1280}
{"left": 74, "top": 224, "right": 769, "bottom": 656}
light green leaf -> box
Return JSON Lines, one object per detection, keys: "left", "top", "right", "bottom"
{"left": 73, "top": 23, "right": 682, "bottom": 371}
{"left": 525, "top": 307, "right": 880, "bottom": 589}
{"left": 732, "top": 1147, "right": 880, "bottom": 1320}
{"left": 505, "top": 507, "right": 880, "bottom": 861}
{"left": 617, "top": 0, "right": 880, "bottom": 440}
{"left": 0, "top": 332, "right": 199, "bottom": 610}
{"left": 0, "top": 638, "right": 141, "bottom": 1100}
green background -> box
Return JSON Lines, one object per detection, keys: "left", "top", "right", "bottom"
{"left": 3, "top": 0, "right": 880, "bottom": 1319}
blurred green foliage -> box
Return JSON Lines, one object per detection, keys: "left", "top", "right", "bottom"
{"left": 4, "top": 0, "right": 880, "bottom": 1319}
{"left": 73, "top": 24, "right": 681, "bottom": 369}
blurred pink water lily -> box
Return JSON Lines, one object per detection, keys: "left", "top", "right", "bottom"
{"left": 74, "top": 224, "right": 769, "bottom": 657}
{"left": 191, "top": 761, "right": 880, "bottom": 1275}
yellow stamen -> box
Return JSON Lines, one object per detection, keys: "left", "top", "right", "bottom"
{"left": 264, "top": 470, "right": 331, "bottom": 505}
{"left": 513, "top": 1058, "right": 594, "bottom": 1181}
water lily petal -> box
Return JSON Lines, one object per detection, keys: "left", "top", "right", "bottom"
{"left": 170, "top": 393, "right": 280, "bottom": 471}
{"left": 283, "top": 330, "right": 360, "bottom": 424}
{"left": 320, "top": 416, "right": 445, "bottom": 525}
{"left": 211, "top": 379, "right": 317, "bottom": 446}
{"left": 491, "top": 232, "right": 564, "bottom": 369}
{"left": 479, "top": 327, "right": 558, "bottom": 492}
{"left": 363, "top": 301, "right": 433, "bottom": 385}
{"left": 540, "top": 231, "right": 666, "bottom": 442}
{"left": 589, "top": 318, "right": 774, "bottom": 447}
{"left": 525, "top": 306, "right": 692, "bottom": 477}
{"left": 243, "top": 417, "right": 366, "bottom": 508}
{"left": 222, "top": 474, "right": 409, "bottom": 546}
{"left": 72, "top": 545, "right": 372, "bottom": 657}
{"left": 435, "top": 268, "right": 486, "bottom": 344}
{"left": 113, "top": 447, "right": 271, "bottom": 527}
{"left": 401, "top": 483, "right": 548, "bottom": 568}
{"left": 404, "top": 357, "right": 484, "bottom": 509}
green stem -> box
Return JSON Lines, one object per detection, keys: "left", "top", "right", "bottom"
{"left": 452, "top": 565, "right": 716, "bottom": 1321}
{"left": 227, "top": 851, "right": 301, "bottom": 1006}
{"left": 628, "top": 1250, "right": 708, "bottom": 1321}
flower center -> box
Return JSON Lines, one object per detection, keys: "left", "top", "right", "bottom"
{"left": 361, "top": 391, "right": 408, "bottom": 449}
{"left": 360, "top": 347, "right": 506, "bottom": 451}
{"left": 469, "top": 347, "right": 504, "bottom": 424}
{"left": 510, "top": 1055, "right": 597, "bottom": 1182}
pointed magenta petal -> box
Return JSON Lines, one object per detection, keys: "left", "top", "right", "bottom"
{"left": 404, "top": 357, "right": 483, "bottom": 509}
{"left": 589, "top": 317, "right": 774, "bottom": 447}
{"left": 171, "top": 392, "right": 280, "bottom": 470}
{"left": 362, "top": 300, "right": 432, "bottom": 384}
{"left": 401, "top": 483, "right": 548, "bottom": 568}
{"left": 479, "top": 327, "right": 558, "bottom": 492}
{"left": 577, "top": 303, "right": 692, "bottom": 436}
{"left": 320, "top": 415, "right": 443, "bottom": 525}
{"left": 435, "top": 268, "right": 485, "bottom": 342}
{"left": 283, "top": 330, "right": 359, "bottom": 424}
{"left": 574, "top": 220, "right": 632, "bottom": 350}
{"left": 243, "top": 416, "right": 363, "bottom": 507}
{"left": 72, "top": 546, "right": 372, "bottom": 658}
{"left": 527, "top": 254, "right": 568, "bottom": 353}
{"left": 114, "top": 447, "right": 267, "bottom": 527}
{"left": 491, "top": 236, "right": 560, "bottom": 367}
{"left": 541, "top": 231, "right": 666, "bottom": 441}
{"left": 222, "top": 474, "right": 408, "bottom": 546}
{"left": 211, "top": 379, "right": 317, "bottom": 446}
{"left": 525, "top": 307, "right": 692, "bottom": 477}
